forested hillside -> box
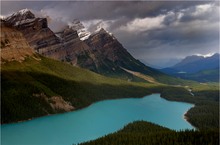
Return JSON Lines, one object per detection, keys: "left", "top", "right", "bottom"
{"left": 79, "top": 121, "right": 219, "bottom": 145}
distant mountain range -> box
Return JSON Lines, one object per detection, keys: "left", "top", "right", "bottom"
{"left": 161, "top": 53, "right": 219, "bottom": 82}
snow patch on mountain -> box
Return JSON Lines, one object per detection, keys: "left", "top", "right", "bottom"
{"left": 68, "top": 19, "right": 91, "bottom": 41}
{"left": 68, "top": 19, "right": 115, "bottom": 41}
{"left": 195, "top": 53, "right": 215, "bottom": 58}
{"left": 0, "top": 15, "right": 6, "bottom": 20}
{"left": 7, "top": 8, "right": 33, "bottom": 19}
{"left": 5, "top": 8, "right": 36, "bottom": 26}
{"left": 18, "top": 8, "right": 30, "bottom": 15}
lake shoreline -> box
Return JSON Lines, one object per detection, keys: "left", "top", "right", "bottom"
{"left": 2, "top": 94, "right": 194, "bottom": 145}
{"left": 183, "top": 105, "right": 197, "bottom": 130}
{"left": 1, "top": 93, "right": 195, "bottom": 127}
{"left": 1, "top": 93, "right": 155, "bottom": 125}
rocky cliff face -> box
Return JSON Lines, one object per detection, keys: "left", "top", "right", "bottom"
{"left": 5, "top": 9, "right": 60, "bottom": 51}
{"left": 4, "top": 9, "right": 93, "bottom": 65}
{"left": 0, "top": 21, "right": 34, "bottom": 63}
{"left": 4, "top": 9, "right": 162, "bottom": 82}
{"left": 58, "top": 27, "right": 97, "bottom": 69}
{"left": 69, "top": 19, "right": 91, "bottom": 41}
{"left": 84, "top": 28, "right": 159, "bottom": 78}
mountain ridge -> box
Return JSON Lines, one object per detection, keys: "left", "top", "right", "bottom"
{"left": 3, "top": 9, "right": 165, "bottom": 83}
{"left": 161, "top": 53, "right": 219, "bottom": 82}
{"left": 172, "top": 53, "right": 219, "bottom": 73}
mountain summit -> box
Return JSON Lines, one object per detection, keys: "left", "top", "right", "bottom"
{"left": 68, "top": 19, "right": 91, "bottom": 40}
{"left": 5, "top": 9, "right": 35, "bottom": 26}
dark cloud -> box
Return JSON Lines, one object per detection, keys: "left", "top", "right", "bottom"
{"left": 1, "top": 1, "right": 219, "bottom": 67}
{"left": 1, "top": 1, "right": 211, "bottom": 20}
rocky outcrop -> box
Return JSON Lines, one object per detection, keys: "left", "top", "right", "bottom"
{"left": 0, "top": 22, "right": 34, "bottom": 63}
{"left": 33, "top": 93, "right": 74, "bottom": 112}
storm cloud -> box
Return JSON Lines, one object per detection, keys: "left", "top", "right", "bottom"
{"left": 1, "top": 1, "right": 219, "bottom": 67}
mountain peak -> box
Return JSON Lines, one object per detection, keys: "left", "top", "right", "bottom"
{"left": 69, "top": 19, "right": 85, "bottom": 30}
{"left": 68, "top": 20, "right": 114, "bottom": 41}
{"left": 68, "top": 19, "right": 91, "bottom": 41}
{"left": 11, "top": 8, "right": 35, "bottom": 19}
{"left": 5, "top": 9, "right": 35, "bottom": 25}
{"left": 98, "top": 27, "right": 106, "bottom": 33}
{"left": 174, "top": 55, "right": 204, "bottom": 68}
{"left": 93, "top": 27, "right": 114, "bottom": 39}
{"left": 18, "top": 8, "right": 31, "bottom": 15}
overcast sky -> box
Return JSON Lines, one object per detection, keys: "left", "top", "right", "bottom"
{"left": 1, "top": 1, "right": 219, "bottom": 68}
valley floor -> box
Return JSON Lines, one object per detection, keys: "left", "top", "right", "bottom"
{"left": 1, "top": 56, "right": 219, "bottom": 145}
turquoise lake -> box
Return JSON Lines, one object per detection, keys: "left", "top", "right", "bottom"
{"left": 1, "top": 94, "right": 194, "bottom": 145}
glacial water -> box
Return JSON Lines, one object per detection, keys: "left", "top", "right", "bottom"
{"left": 1, "top": 94, "right": 194, "bottom": 145}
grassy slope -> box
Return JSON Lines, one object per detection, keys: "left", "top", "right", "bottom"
{"left": 80, "top": 121, "right": 219, "bottom": 145}
{"left": 1, "top": 55, "right": 219, "bottom": 130}
{"left": 1, "top": 55, "right": 154, "bottom": 123}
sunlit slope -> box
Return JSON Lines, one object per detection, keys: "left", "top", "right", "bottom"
{"left": 2, "top": 55, "right": 219, "bottom": 129}
{"left": 1, "top": 55, "right": 155, "bottom": 123}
